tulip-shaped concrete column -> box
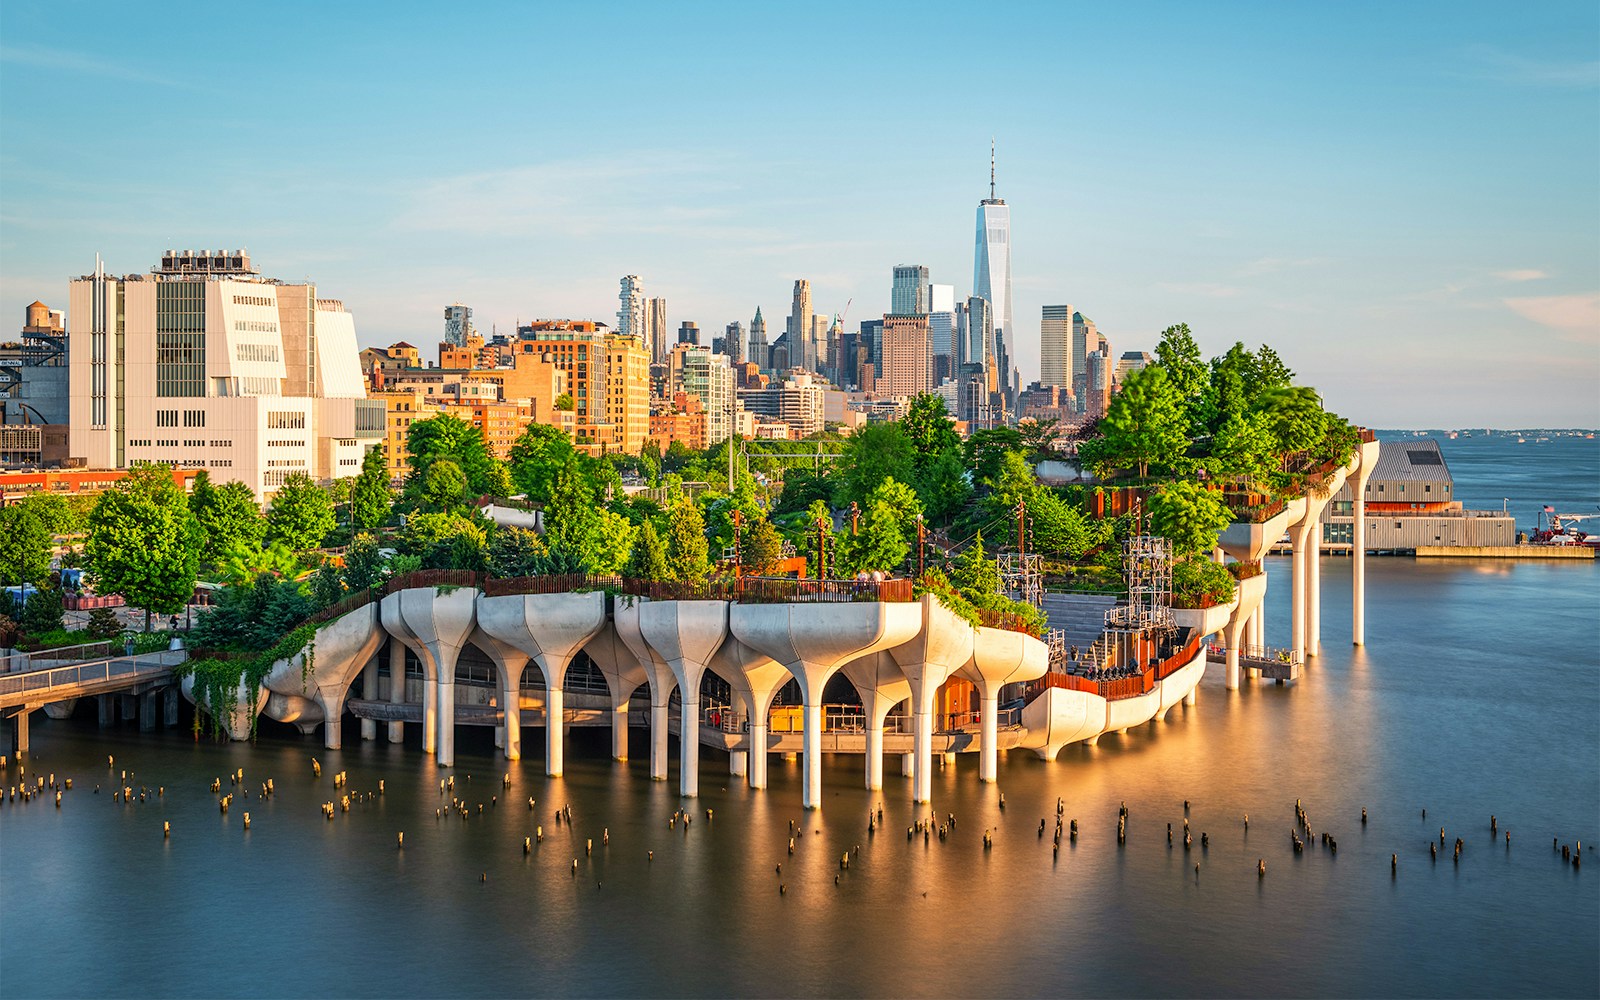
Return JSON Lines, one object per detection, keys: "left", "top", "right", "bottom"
{"left": 960, "top": 627, "right": 1049, "bottom": 782}
{"left": 1219, "top": 572, "right": 1268, "bottom": 690}
{"left": 732, "top": 599, "right": 922, "bottom": 810}
{"left": 614, "top": 600, "right": 678, "bottom": 781}
{"left": 477, "top": 590, "right": 606, "bottom": 777}
{"left": 297, "top": 602, "right": 384, "bottom": 751}
{"left": 386, "top": 635, "right": 407, "bottom": 743}
{"left": 381, "top": 592, "right": 436, "bottom": 753}
{"left": 468, "top": 628, "right": 530, "bottom": 761}
{"left": 360, "top": 653, "right": 379, "bottom": 742}
{"left": 708, "top": 636, "right": 792, "bottom": 790}
{"left": 638, "top": 600, "right": 729, "bottom": 798}
{"left": 1287, "top": 493, "right": 1332, "bottom": 662}
{"left": 1350, "top": 438, "right": 1380, "bottom": 645}
{"left": 398, "top": 586, "right": 478, "bottom": 767}
{"left": 840, "top": 651, "right": 912, "bottom": 791}
{"left": 888, "top": 596, "right": 975, "bottom": 804}
{"left": 583, "top": 621, "right": 649, "bottom": 762}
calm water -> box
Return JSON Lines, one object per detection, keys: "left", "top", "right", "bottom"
{"left": 3, "top": 436, "right": 1597, "bottom": 999}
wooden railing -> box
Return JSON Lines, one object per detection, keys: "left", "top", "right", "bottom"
{"left": 1027, "top": 635, "right": 1201, "bottom": 703}
{"left": 485, "top": 574, "right": 618, "bottom": 597}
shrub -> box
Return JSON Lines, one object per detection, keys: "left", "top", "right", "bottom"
{"left": 1171, "top": 559, "right": 1235, "bottom": 609}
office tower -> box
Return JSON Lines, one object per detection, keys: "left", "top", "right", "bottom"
{"left": 644, "top": 297, "right": 668, "bottom": 365}
{"left": 1071, "top": 311, "right": 1098, "bottom": 402}
{"left": 891, "top": 265, "right": 930, "bottom": 315}
{"left": 1040, "top": 304, "right": 1072, "bottom": 389}
{"left": 973, "top": 142, "right": 1013, "bottom": 378}
{"left": 675, "top": 345, "right": 735, "bottom": 446}
{"left": 928, "top": 284, "right": 957, "bottom": 388}
{"left": 787, "top": 279, "right": 813, "bottom": 371}
{"left": 444, "top": 303, "right": 475, "bottom": 347}
{"left": 68, "top": 250, "right": 384, "bottom": 497}
{"left": 810, "top": 314, "right": 830, "bottom": 379}
{"left": 514, "top": 320, "right": 649, "bottom": 454}
{"left": 858, "top": 318, "right": 884, "bottom": 379}
{"left": 723, "top": 321, "right": 745, "bottom": 366}
{"left": 617, "top": 275, "right": 646, "bottom": 346}
{"left": 879, "top": 314, "right": 932, "bottom": 398}
{"left": 1113, "top": 350, "right": 1153, "bottom": 386}
{"left": 748, "top": 307, "right": 767, "bottom": 368}
{"left": 677, "top": 321, "right": 700, "bottom": 346}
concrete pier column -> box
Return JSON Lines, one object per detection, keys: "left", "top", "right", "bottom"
{"left": 636, "top": 600, "right": 729, "bottom": 799}
{"left": 865, "top": 724, "right": 884, "bottom": 790}
{"left": 317, "top": 683, "right": 347, "bottom": 750}
{"left": 121, "top": 694, "right": 136, "bottom": 721}
{"left": 470, "top": 631, "right": 527, "bottom": 762}
{"left": 978, "top": 693, "right": 1000, "bottom": 783}
{"left": 841, "top": 653, "right": 910, "bottom": 794}
{"left": 1289, "top": 531, "right": 1307, "bottom": 658}
{"left": 9, "top": 709, "right": 29, "bottom": 757}
{"left": 164, "top": 686, "right": 178, "bottom": 727}
{"left": 436, "top": 675, "right": 456, "bottom": 766}
{"left": 360, "top": 655, "right": 379, "bottom": 741}
{"left": 901, "top": 752, "right": 914, "bottom": 777}
{"left": 1350, "top": 438, "right": 1378, "bottom": 646}
{"left": 387, "top": 636, "right": 406, "bottom": 744}
{"left": 884, "top": 596, "right": 975, "bottom": 805}
{"left": 1308, "top": 523, "right": 1323, "bottom": 657}
{"left": 545, "top": 687, "right": 564, "bottom": 777}
{"left": 729, "top": 750, "right": 747, "bottom": 775}
{"left": 801, "top": 701, "right": 824, "bottom": 808}
{"left": 706, "top": 636, "right": 789, "bottom": 794}
{"left": 748, "top": 720, "right": 769, "bottom": 788}
{"left": 609, "top": 699, "right": 630, "bottom": 761}
{"left": 98, "top": 694, "right": 115, "bottom": 728}
{"left": 421, "top": 676, "right": 438, "bottom": 754}
{"left": 650, "top": 696, "right": 671, "bottom": 781}
{"left": 960, "top": 626, "right": 1049, "bottom": 785}
{"left": 679, "top": 693, "right": 701, "bottom": 798}
{"left": 912, "top": 690, "right": 936, "bottom": 803}
{"left": 140, "top": 690, "right": 158, "bottom": 731}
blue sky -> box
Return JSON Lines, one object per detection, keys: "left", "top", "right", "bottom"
{"left": 2, "top": 1, "right": 1596, "bottom": 427}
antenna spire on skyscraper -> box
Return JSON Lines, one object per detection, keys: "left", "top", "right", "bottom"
{"left": 990, "top": 139, "right": 996, "bottom": 200}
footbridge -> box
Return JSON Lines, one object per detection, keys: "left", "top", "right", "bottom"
{"left": 2, "top": 648, "right": 189, "bottom": 757}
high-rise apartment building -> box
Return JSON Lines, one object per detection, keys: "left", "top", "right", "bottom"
{"left": 676, "top": 321, "right": 700, "bottom": 346}
{"left": 891, "top": 265, "right": 930, "bottom": 315}
{"left": 443, "top": 303, "right": 475, "bottom": 347}
{"left": 810, "top": 314, "right": 830, "bottom": 379}
{"left": 1040, "top": 304, "right": 1072, "bottom": 390}
{"left": 788, "top": 280, "right": 814, "bottom": 372}
{"left": 928, "top": 283, "right": 957, "bottom": 388}
{"left": 513, "top": 320, "right": 648, "bottom": 455}
{"left": 1113, "top": 350, "right": 1152, "bottom": 386}
{"left": 973, "top": 144, "right": 1013, "bottom": 385}
{"left": 68, "top": 251, "right": 383, "bottom": 498}
{"left": 879, "top": 314, "right": 932, "bottom": 398}
{"left": 617, "top": 275, "right": 646, "bottom": 347}
{"left": 675, "top": 345, "right": 735, "bottom": 446}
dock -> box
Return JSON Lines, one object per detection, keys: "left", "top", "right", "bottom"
{"left": 1414, "top": 544, "right": 1594, "bottom": 560}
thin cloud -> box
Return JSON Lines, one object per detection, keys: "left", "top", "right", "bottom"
{"left": 1457, "top": 45, "right": 1599, "bottom": 88}
{"left": 1157, "top": 281, "right": 1242, "bottom": 299}
{"left": 1236, "top": 256, "right": 1326, "bottom": 277}
{"left": 1503, "top": 294, "right": 1600, "bottom": 340}
{"left": 1494, "top": 268, "right": 1548, "bottom": 282}
{"left": 0, "top": 44, "right": 179, "bottom": 86}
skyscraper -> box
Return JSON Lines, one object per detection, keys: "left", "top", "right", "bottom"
{"left": 973, "top": 142, "right": 1012, "bottom": 384}
{"left": 880, "top": 314, "right": 932, "bottom": 398}
{"left": 891, "top": 265, "right": 930, "bottom": 315}
{"left": 1071, "top": 310, "right": 1098, "bottom": 403}
{"left": 617, "top": 275, "right": 645, "bottom": 345}
{"left": 749, "top": 307, "right": 767, "bottom": 368}
{"left": 644, "top": 297, "right": 668, "bottom": 365}
{"left": 444, "top": 303, "right": 475, "bottom": 347}
{"left": 1041, "top": 304, "right": 1072, "bottom": 389}
{"left": 788, "top": 280, "right": 813, "bottom": 372}
{"left": 929, "top": 283, "right": 956, "bottom": 386}
{"left": 723, "top": 321, "right": 745, "bottom": 366}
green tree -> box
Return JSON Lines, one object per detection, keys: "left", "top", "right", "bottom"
{"left": 1250, "top": 385, "right": 1327, "bottom": 458}
{"left": 1148, "top": 479, "right": 1234, "bottom": 559}
{"left": 20, "top": 493, "right": 83, "bottom": 537}
{"left": 1251, "top": 345, "right": 1295, "bottom": 392}
{"left": 1209, "top": 411, "right": 1276, "bottom": 482}
{"left": 901, "top": 394, "right": 962, "bottom": 472}
{"left": 405, "top": 413, "right": 504, "bottom": 497}
{"left": 310, "top": 564, "right": 345, "bottom": 608}
{"left": 487, "top": 526, "right": 548, "bottom": 578}
{"left": 1154, "top": 322, "right": 1208, "bottom": 421}
{"left": 86, "top": 605, "right": 122, "bottom": 640}
{"left": 665, "top": 497, "right": 710, "bottom": 582}
{"left": 948, "top": 533, "right": 1002, "bottom": 599}
{"left": 342, "top": 533, "right": 388, "bottom": 591}
{"left": 350, "top": 444, "right": 392, "bottom": 531}
{"left": 400, "top": 512, "right": 488, "bottom": 570}
{"left": 189, "top": 478, "right": 264, "bottom": 564}
{"left": 0, "top": 503, "right": 53, "bottom": 586}
{"left": 1028, "top": 488, "right": 1096, "bottom": 560}
{"left": 589, "top": 509, "right": 637, "bottom": 577}
{"left": 542, "top": 456, "right": 601, "bottom": 574}
{"left": 20, "top": 584, "right": 64, "bottom": 636}
{"left": 966, "top": 427, "right": 1025, "bottom": 486}
{"left": 625, "top": 519, "right": 670, "bottom": 581}
{"left": 918, "top": 447, "right": 973, "bottom": 526}
{"left": 1091, "top": 365, "right": 1189, "bottom": 477}
{"left": 215, "top": 539, "right": 298, "bottom": 586}
{"left": 508, "top": 423, "right": 578, "bottom": 506}
{"left": 774, "top": 467, "right": 832, "bottom": 516}
{"left": 1018, "top": 417, "right": 1062, "bottom": 461}
{"left": 741, "top": 516, "right": 784, "bottom": 576}
{"left": 835, "top": 422, "right": 916, "bottom": 506}
{"left": 420, "top": 458, "right": 469, "bottom": 513}
{"left": 266, "top": 472, "right": 337, "bottom": 551}
{"left": 836, "top": 500, "right": 909, "bottom": 576}
{"left": 86, "top": 464, "right": 202, "bottom": 629}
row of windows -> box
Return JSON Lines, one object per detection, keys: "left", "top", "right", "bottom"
{"left": 267, "top": 439, "right": 306, "bottom": 448}
{"left": 209, "top": 440, "right": 233, "bottom": 448}
{"left": 264, "top": 470, "right": 294, "bottom": 488}
{"left": 233, "top": 320, "right": 279, "bottom": 334}
{"left": 155, "top": 409, "right": 207, "bottom": 428}
{"left": 208, "top": 460, "right": 234, "bottom": 468}
{"left": 266, "top": 411, "right": 307, "bottom": 429}
{"left": 232, "top": 294, "right": 274, "bottom": 307}
{"left": 266, "top": 458, "right": 307, "bottom": 468}
{"left": 240, "top": 377, "right": 282, "bottom": 396}
{"left": 1368, "top": 483, "right": 1443, "bottom": 494}
{"left": 236, "top": 343, "right": 281, "bottom": 363}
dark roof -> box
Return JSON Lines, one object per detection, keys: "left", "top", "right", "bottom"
{"left": 1370, "top": 439, "right": 1452, "bottom": 483}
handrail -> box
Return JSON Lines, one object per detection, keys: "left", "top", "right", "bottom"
{"left": 1026, "top": 635, "right": 1200, "bottom": 703}
{"left": 0, "top": 649, "right": 187, "bottom": 703}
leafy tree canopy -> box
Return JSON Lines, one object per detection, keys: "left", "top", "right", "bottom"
{"left": 350, "top": 444, "right": 393, "bottom": 531}
{"left": 835, "top": 422, "right": 916, "bottom": 507}
{"left": 190, "top": 477, "right": 264, "bottom": 564}
{"left": 1148, "top": 479, "right": 1234, "bottom": 559}
{"left": 266, "top": 472, "right": 337, "bottom": 552}
{"left": 86, "top": 464, "right": 203, "bottom": 626}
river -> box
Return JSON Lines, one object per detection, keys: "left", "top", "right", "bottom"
{"left": 2, "top": 432, "right": 1596, "bottom": 998}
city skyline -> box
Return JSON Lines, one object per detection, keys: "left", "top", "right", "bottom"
{"left": 1, "top": 2, "right": 1596, "bottom": 427}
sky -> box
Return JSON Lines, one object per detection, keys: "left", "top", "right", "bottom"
{"left": 1, "top": 1, "right": 1596, "bottom": 428}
